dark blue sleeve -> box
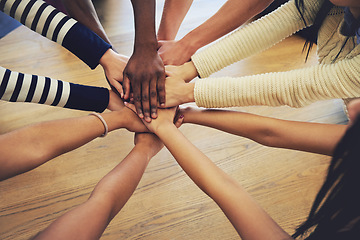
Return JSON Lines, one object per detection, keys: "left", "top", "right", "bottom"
{"left": 62, "top": 23, "right": 112, "bottom": 69}
{"left": 64, "top": 83, "right": 109, "bottom": 112}
{"left": 1, "top": 0, "right": 111, "bottom": 69}
{"left": 1, "top": 66, "right": 109, "bottom": 112}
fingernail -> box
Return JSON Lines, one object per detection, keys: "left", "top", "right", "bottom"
{"left": 161, "top": 103, "right": 165, "bottom": 107}
{"left": 180, "top": 115, "right": 184, "bottom": 119}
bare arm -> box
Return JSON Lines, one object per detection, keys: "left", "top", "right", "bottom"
{"left": 123, "top": 0, "right": 165, "bottom": 122}
{"left": 0, "top": 96, "right": 147, "bottom": 181}
{"left": 157, "top": 0, "right": 194, "bottom": 40}
{"left": 62, "top": 0, "right": 112, "bottom": 45}
{"left": 178, "top": 107, "right": 347, "bottom": 156}
{"left": 33, "top": 133, "right": 163, "bottom": 240}
{"left": 143, "top": 108, "right": 292, "bottom": 240}
{"left": 158, "top": 0, "right": 273, "bottom": 65}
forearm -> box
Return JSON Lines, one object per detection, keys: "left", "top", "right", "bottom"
{"left": 90, "top": 143, "right": 154, "bottom": 220}
{"left": 194, "top": 56, "right": 360, "bottom": 108}
{"left": 183, "top": 108, "right": 347, "bottom": 155}
{"left": 62, "top": 0, "right": 112, "bottom": 44}
{"left": 131, "top": 0, "right": 157, "bottom": 49}
{"left": 180, "top": 0, "right": 272, "bottom": 53}
{"left": 34, "top": 142, "right": 155, "bottom": 240}
{"left": 155, "top": 124, "right": 290, "bottom": 239}
{"left": 191, "top": 0, "right": 319, "bottom": 78}
{"left": 0, "top": 66, "right": 109, "bottom": 112}
{"left": 157, "top": 0, "right": 193, "bottom": 40}
{"left": 1, "top": 0, "right": 111, "bottom": 69}
{"left": 0, "top": 111, "right": 126, "bottom": 181}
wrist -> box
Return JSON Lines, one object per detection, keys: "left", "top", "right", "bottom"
{"left": 133, "top": 144, "right": 154, "bottom": 159}
{"left": 182, "top": 61, "right": 199, "bottom": 82}
{"left": 155, "top": 122, "right": 177, "bottom": 137}
{"left": 134, "top": 40, "right": 158, "bottom": 52}
{"left": 181, "top": 107, "right": 200, "bottom": 124}
{"left": 182, "top": 31, "right": 203, "bottom": 54}
{"left": 184, "top": 83, "right": 195, "bottom": 103}
{"left": 99, "top": 48, "right": 115, "bottom": 69}
{"left": 104, "top": 110, "right": 128, "bottom": 130}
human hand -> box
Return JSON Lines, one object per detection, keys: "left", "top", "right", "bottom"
{"left": 114, "top": 105, "right": 148, "bottom": 133}
{"left": 174, "top": 106, "right": 200, "bottom": 124}
{"left": 134, "top": 132, "right": 164, "bottom": 157}
{"left": 139, "top": 107, "right": 179, "bottom": 134}
{"left": 107, "top": 90, "right": 125, "bottom": 111}
{"left": 158, "top": 40, "right": 194, "bottom": 65}
{"left": 163, "top": 75, "right": 195, "bottom": 108}
{"left": 99, "top": 49, "right": 129, "bottom": 97}
{"left": 165, "top": 61, "right": 198, "bottom": 83}
{"left": 122, "top": 47, "right": 165, "bottom": 122}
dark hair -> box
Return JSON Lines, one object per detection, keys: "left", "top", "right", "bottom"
{"left": 295, "top": 0, "right": 334, "bottom": 60}
{"left": 292, "top": 115, "right": 360, "bottom": 239}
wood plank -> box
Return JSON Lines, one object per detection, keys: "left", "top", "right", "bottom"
{"left": 0, "top": 0, "right": 348, "bottom": 239}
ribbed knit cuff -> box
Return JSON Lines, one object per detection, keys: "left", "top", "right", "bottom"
{"left": 191, "top": 0, "right": 320, "bottom": 78}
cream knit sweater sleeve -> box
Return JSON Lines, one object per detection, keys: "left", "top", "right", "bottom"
{"left": 194, "top": 55, "right": 360, "bottom": 108}
{"left": 191, "top": 0, "right": 321, "bottom": 78}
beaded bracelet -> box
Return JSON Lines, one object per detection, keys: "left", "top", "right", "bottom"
{"left": 89, "top": 112, "right": 108, "bottom": 137}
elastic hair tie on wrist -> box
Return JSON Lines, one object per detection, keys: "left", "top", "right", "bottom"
{"left": 89, "top": 112, "right": 108, "bottom": 137}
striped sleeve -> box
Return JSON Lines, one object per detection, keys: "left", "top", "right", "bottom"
{"left": 0, "top": 66, "right": 109, "bottom": 112}
{"left": 0, "top": 0, "right": 111, "bottom": 69}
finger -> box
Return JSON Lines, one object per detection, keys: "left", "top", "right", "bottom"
{"left": 157, "top": 40, "right": 164, "bottom": 49}
{"left": 124, "top": 102, "right": 137, "bottom": 113}
{"left": 174, "top": 114, "right": 184, "bottom": 128}
{"left": 173, "top": 106, "right": 181, "bottom": 123}
{"left": 141, "top": 79, "right": 151, "bottom": 123}
{"left": 133, "top": 82, "right": 143, "bottom": 119}
{"left": 110, "top": 80, "right": 124, "bottom": 98}
{"left": 149, "top": 77, "right": 158, "bottom": 119}
{"left": 122, "top": 74, "right": 131, "bottom": 100}
{"left": 157, "top": 70, "right": 166, "bottom": 107}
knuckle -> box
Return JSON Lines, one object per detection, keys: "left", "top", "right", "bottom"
{"left": 134, "top": 95, "right": 141, "bottom": 102}
{"left": 157, "top": 85, "right": 165, "bottom": 92}
{"left": 150, "top": 91, "right": 157, "bottom": 98}
{"left": 142, "top": 94, "right": 149, "bottom": 101}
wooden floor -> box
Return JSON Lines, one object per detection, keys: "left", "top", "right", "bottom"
{"left": 0, "top": 0, "right": 349, "bottom": 239}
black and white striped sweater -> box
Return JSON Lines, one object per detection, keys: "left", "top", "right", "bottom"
{"left": 0, "top": 0, "right": 112, "bottom": 112}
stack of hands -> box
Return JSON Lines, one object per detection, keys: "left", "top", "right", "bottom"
{"left": 100, "top": 46, "right": 198, "bottom": 126}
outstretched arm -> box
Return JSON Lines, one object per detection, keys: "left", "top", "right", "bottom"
{"left": 157, "top": 0, "right": 193, "bottom": 41}
{"left": 143, "top": 108, "right": 292, "bottom": 240}
{"left": 61, "top": 0, "right": 112, "bottom": 45}
{"left": 179, "top": 107, "right": 347, "bottom": 156}
{"left": 123, "top": 0, "right": 165, "bottom": 122}
{"left": 33, "top": 133, "right": 163, "bottom": 240}
{"left": 164, "top": 53, "right": 360, "bottom": 110}
{"left": 0, "top": 99, "right": 147, "bottom": 181}
{"left": 158, "top": 0, "right": 273, "bottom": 65}
{"left": 162, "top": 0, "right": 320, "bottom": 80}
{"left": 1, "top": 0, "right": 128, "bottom": 95}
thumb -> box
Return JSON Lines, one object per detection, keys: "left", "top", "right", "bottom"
{"left": 123, "top": 74, "right": 131, "bottom": 100}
